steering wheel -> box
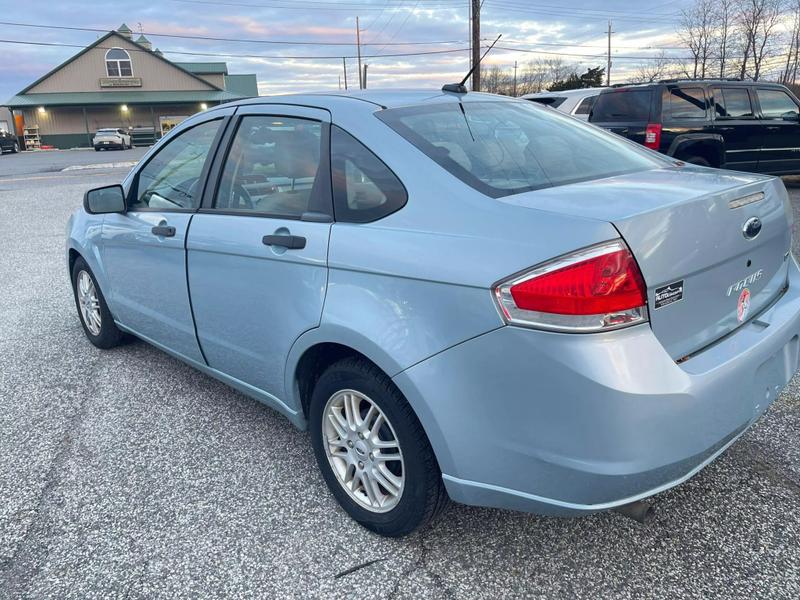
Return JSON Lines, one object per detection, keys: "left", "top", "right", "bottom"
{"left": 231, "top": 182, "right": 255, "bottom": 210}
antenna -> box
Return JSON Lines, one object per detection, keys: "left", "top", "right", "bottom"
{"left": 442, "top": 34, "right": 502, "bottom": 94}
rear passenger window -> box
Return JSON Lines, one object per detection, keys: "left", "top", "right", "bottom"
{"left": 331, "top": 126, "right": 407, "bottom": 223}
{"left": 757, "top": 89, "right": 799, "bottom": 119}
{"left": 713, "top": 88, "right": 754, "bottom": 118}
{"left": 574, "top": 96, "right": 596, "bottom": 115}
{"left": 668, "top": 88, "right": 706, "bottom": 119}
{"left": 214, "top": 116, "right": 323, "bottom": 218}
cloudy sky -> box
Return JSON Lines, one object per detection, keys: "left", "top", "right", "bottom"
{"left": 0, "top": 0, "right": 694, "bottom": 100}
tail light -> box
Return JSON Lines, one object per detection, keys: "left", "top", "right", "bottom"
{"left": 644, "top": 123, "right": 662, "bottom": 149}
{"left": 493, "top": 240, "right": 648, "bottom": 332}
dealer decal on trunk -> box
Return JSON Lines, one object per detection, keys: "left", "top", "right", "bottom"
{"left": 737, "top": 288, "right": 751, "bottom": 322}
{"left": 654, "top": 281, "right": 684, "bottom": 309}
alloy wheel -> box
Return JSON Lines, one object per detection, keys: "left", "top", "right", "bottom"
{"left": 322, "top": 389, "right": 405, "bottom": 513}
{"left": 77, "top": 270, "right": 102, "bottom": 336}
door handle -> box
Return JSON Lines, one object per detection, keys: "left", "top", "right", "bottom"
{"left": 766, "top": 126, "right": 780, "bottom": 131}
{"left": 262, "top": 234, "right": 306, "bottom": 249}
{"left": 151, "top": 225, "right": 176, "bottom": 237}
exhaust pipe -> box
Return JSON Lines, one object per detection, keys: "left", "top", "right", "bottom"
{"left": 613, "top": 500, "right": 655, "bottom": 524}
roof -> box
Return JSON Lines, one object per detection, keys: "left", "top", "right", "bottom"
{"left": 4, "top": 90, "right": 246, "bottom": 108}
{"left": 230, "top": 89, "right": 518, "bottom": 111}
{"left": 7, "top": 31, "right": 224, "bottom": 99}
{"left": 175, "top": 62, "right": 229, "bottom": 75}
{"left": 522, "top": 87, "right": 607, "bottom": 99}
{"left": 224, "top": 74, "right": 258, "bottom": 97}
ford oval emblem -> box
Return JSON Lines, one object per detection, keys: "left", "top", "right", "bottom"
{"left": 743, "top": 217, "right": 762, "bottom": 240}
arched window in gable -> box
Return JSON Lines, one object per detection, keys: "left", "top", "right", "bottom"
{"left": 105, "top": 48, "right": 133, "bottom": 77}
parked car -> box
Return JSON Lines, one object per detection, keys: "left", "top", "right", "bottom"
{"left": 68, "top": 90, "right": 800, "bottom": 537}
{"left": 0, "top": 128, "right": 20, "bottom": 154}
{"left": 589, "top": 79, "right": 800, "bottom": 173}
{"left": 522, "top": 87, "right": 606, "bottom": 120}
{"left": 93, "top": 128, "right": 132, "bottom": 151}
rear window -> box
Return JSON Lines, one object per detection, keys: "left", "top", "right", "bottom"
{"left": 376, "top": 101, "right": 663, "bottom": 199}
{"left": 590, "top": 90, "right": 653, "bottom": 122}
{"left": 527, "top": 96, "right": 567, "bottom": 108}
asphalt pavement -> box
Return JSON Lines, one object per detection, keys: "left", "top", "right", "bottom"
{"left": 0, "top": 154, "right": 799, "bottom": 599}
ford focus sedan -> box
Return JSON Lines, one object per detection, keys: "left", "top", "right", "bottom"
{"left": 67, "top": 90, "right": 800, "bottom": 537}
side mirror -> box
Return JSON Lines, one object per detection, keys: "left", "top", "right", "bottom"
{"left": 783, "top": 111, "right": 800, "bottom": 122}
{"left": 84, "top": 184, "right": 126, "bottom": 214}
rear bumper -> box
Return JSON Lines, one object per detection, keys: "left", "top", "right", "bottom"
{"left": 394, "top": 258, "right": 800, "bottom": 516}
{"left": 94, "top": 141, "right": 125, "bottom": 149}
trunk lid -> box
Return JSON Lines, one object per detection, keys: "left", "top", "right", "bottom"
{"left": 501, "top": 167, "right": 793, "bottom": 359}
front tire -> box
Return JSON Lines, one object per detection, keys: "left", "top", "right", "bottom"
{"left": 71, "top": 257, "right": 124, "bottom": 349}
{"left": 11, "top": 141, "right": 19, "bottom": 154}
{"left": 310, "top": 357, "right": 448, "bottom": 537}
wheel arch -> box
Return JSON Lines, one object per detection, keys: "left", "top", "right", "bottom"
{"left": 285, "top": 325, "right": 406, "bottom": 422}
{"left": 666, "top": 134, "right": 725, "bottom": 167}
{"left": 286, "top": 328, "right": 457, "bottom": 477}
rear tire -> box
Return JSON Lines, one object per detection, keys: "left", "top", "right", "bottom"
{"left": 684, "top": 155, "right": 711, "bottom": 167}
{"left": 71, "top": 257, "right": 124, "bottom": 349}
{"left": 309, "top": 357, "right": 448, "bottom": 537}
{"left": 11, "top": 141, "right": 19, "bottom": 154}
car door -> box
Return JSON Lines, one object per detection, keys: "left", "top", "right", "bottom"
{"left": 710, "top": 86, "right": 762, "bottom": 172}
{"left": 754, "top": 87, "right": 800, "bottom": 174}
{"left": 186, "top": 106, "right": 332, "bottom": 401}
{"left": 101, "top": 108, "right": 233, "bottom": 362}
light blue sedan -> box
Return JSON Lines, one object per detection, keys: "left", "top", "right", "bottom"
{"left": 67, "top": 90, "right": 800, "bottom": 536}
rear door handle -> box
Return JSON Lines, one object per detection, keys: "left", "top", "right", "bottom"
{"left": 262, "top": 234, "right": 306, "bottom": 250}
{"left": 151, "top": 225, "right": 176, "bottom": 237}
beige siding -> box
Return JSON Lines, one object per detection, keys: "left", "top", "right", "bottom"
{"left": 0, "top": 107, "right": 12, "bottom": 132}
{"left": 23, "top": 104, "right": 205, "bottom": 135}
{"left": 28, "top": 34, "right": 217, "bottom": 94}
{"left": 22, "top": 107, "right": 86, "bottom": 135}
{"left": 196, "top": 73, "right": 226, "bottom": 88}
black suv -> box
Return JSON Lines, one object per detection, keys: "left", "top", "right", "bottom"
{"left": 589, "top": 80, "right": 800, "bottom": 175}
{"left": 0, "top": 128, "right": 20, "bottom": 154}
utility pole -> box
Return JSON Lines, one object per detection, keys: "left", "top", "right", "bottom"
{"left": 363, "top": 64, "right": 368, "bottom": 88}
{"left": 471, "top": 0, "right": 481, "bottom": 91}
{"left": 513, "top": 60, "right": 518, "bottom": 96}
{"left": 607, "top": 20, "right": 612, "bottom": 86}
{"left": 342, "top": 57, "right": 348, "bottom": 90}
{"left": 356, "top": 16, "right": 363, "bottom": 90}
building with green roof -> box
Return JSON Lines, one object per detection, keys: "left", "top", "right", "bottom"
{"left": 3, "top": 25, "right": 258, "bottom": 149}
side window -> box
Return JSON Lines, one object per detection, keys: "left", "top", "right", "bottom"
{"left": 331, "top": 126, "right": 407, "bottom": 223}
{"left": 573, "top": 95, "right": 596, "bottom": 115}
{"left": 757, "top": 89, "right": 799, "bottom": 120}
{"left": 714, "top": 88, "right": 754, "bottom": 118}
{"left": 214, "top": 116, "right": 323, "bottom": 218}
{"left": 668, "top": 87, "right": 706, "bottom": 119}
{"left": 132, "top": 119, "right": 221, "bottom": 210}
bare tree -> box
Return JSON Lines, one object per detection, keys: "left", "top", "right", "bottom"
{"left": 678, "top": 0, "right": 716, "bottom": 78}
{"left": 712, "top": 0, "right": 737, "bottom": 78}
{"left": 736, "top": 0, "right": 784, "bottom": 81}
{"left": 630, "top": 51, "right": 674, "bottom": 83}
{"left": 781, "top": 1, "right": 800, "bottom": 84}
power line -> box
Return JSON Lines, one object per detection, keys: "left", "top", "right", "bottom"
{"left": 167, "top": 0, "right": 466, "bottom": 11}
{"left": 0, "top": 19, "right": 468, "bottom": 46}
{"left": 0, "top": 37, "right": 478, "bottom": 60}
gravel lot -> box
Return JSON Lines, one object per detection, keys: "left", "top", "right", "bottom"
{"left": 1, "top": 156, "right": 799, "bottom": 599}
